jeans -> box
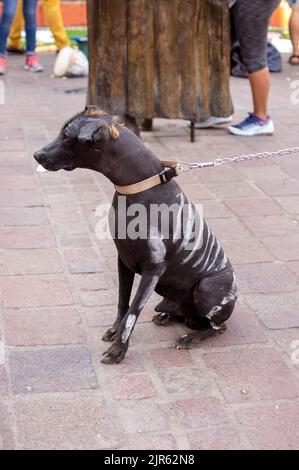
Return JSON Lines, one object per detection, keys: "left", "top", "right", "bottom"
{"left": 0, "top": 0, "right": 37, "bottom": 56}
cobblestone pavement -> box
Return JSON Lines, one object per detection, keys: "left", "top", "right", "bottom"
{"left": 0, "top": 53, "right": 299, "bottom": 450}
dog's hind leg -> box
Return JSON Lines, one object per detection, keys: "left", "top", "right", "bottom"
{"left": 175, "top": 268, "right": 238, "bottom": 350}
{"left": 152, "top": 298, "right": 185, "bottom": 326}
{"left": 102, "top": 256, "right": 135, "bottom": 342}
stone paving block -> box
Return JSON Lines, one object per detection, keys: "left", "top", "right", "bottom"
{"left": 63, "top": 248, "right": 103, "bottom": 274}
{"left": 118, "top": 433, "right": 178, "bottom": 450}
{"left": 201, "top": 200, "right": 232, "bottom": 219}
{"left": 149, "top": 348, "right": 194, "bottom": 369}
{"left": 256, "top": 179, "right": 299, "bottom": 196}
{"left": 9, "top": 347, "right": 98, "bottom": 394}
{"left": 203, "top": 348, "right": 299, "bottom": 404}
{"left": 72, "top": 272, "right": 115, "bottom": 292}
{"left": 206, "top": 181, "right": 261, "bottom": 199}
{"left": 208, "top": 218, "right": 251, "bottom": 241}
{"left": 224, "top": 198, "right": 283, "bottom": 217}
{"left": 15, "top": 394, "right": 116, "bottom": 450}
{"left": 0, "top": 207, "right": 49, "bottom": 226}
{"left": 116, "top": 401, "right": 169, "bottom": 434}
{"left": 180, "top": 182, "right": 214, "bottom": 201}
{"left": 80, "top": 290, "right": 116, "bottom": 307}
{"left": 0, "top": 151, "right": 26, "bottom": 162}
{"left": 82, "top": 306, "right": 117, "bottom": 327}
{"left": 262, "top": 236, "right": 299, "bottom": 261}
{"left": 175, "top": 397, "right": 228, "bottom": 429}
{"left": 0, "top": 190, "right": 43, "bottom": 207}
{"left": 235, "top": 262, "right": 298, "bottom": 294}
{"left": 187, "top": 425, "right": 245, "bottom": 450}
{"left": 0, "top": 249, "right": 63, "bottom": 275}
{"left": 0, "top": 175, "right": 37, "bottom": 190}
{"left": 0, "top": 226, "right": 56, "bottom": 249}
{"left": 275, "top": 196, "right": 299, "bottom": 214}
{"left": 3, "top": 307, "right": 85, "bottom": 346}
{"left": 158, "top": 367, "right": 219, "bottom": 399}
{"left": 106, "top": 374, "right": 157, "bottom": 400}
{"left": 235, "top": 403, "right": 299, "bottom": 450}
{"left": 0, "top": 403, "right": 15, "bottom": 450}
{"left": 235, "top": 164, "right": 288, "bottom": 181}
{"left": 245, "top": 292, "right": 299, "bottom": 329}
{"left": 0, "top": 274, "right": 73, "bottom": 308}
{"left": 0, "top": 140, "right": 25, "bottom": 151}
{"left": 0, "top": 163, "right": 33, "bottom": 175}
{"left": 221, "top": 239, "right": 273, "bottom": 264}
{"left": 242, "top": 215, "right": 299, "bottom": 238}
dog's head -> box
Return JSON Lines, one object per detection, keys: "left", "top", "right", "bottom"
{"left": 34, "top": 106, "right": 120, "bottom": 172}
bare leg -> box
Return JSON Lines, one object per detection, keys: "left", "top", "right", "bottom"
{"left": 102, "top": 256, "right": 134, "bottom": 342}
{"left": 289, "top": 9, "right": 299, "bottom": 63}
{"left": 249, "top": 67, "right": 270, "bottom": 120}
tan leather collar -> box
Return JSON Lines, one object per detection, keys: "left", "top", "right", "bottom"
{"left": 115, "top": 161, "right": 183, "bottom": 195}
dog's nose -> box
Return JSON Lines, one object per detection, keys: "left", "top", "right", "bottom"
{"left": 34, "top": 150, "right": 45, "bottom": 163}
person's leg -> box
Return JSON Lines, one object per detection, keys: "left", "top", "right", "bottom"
{"left": 249, "top": 67, "right": 270, "bottom": 120}
{"left": 7, "top": 0, "right": 24, "bottom": 51}
{"left": 289, "top": 6, "right": 299, "bottom": 64}
{"left": 23, "top": 0, "right": 43, "bottom": 72}
{"left": 0, "top": 0, "right": 18, "bottom": 56}
{"left": 228, "top": 0, "right": 280, "bottom": 136}
{"left": 22, "top": 0, "right": 37, "bottom": 54}
{"left": 42, "top": 0, "right": 70, "bottom": 50}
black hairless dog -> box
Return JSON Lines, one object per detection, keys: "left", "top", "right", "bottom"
{"left": 34, "top": 106, "right": 238, "bottom": 364}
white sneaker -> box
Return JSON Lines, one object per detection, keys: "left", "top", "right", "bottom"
{"left": 192, "top": 115, "right": 233, "bottom": 129}
{"left": 228, "top": 113, "right": 274, "bottom": 136}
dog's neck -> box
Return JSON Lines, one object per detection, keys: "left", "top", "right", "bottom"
{"left": 90, "top": 126, "right": 164, "bottom": 186}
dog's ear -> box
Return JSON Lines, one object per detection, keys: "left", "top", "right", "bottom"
{"left": 78, "top": 121, "right": 109, "bottom": 143}
{"left": 78, "top": 120, "right": 119, "bottom": 143}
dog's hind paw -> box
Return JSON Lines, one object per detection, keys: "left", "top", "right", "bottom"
{"left": 101, "top": 342, "right": 128, "bottom": 364}
{"left": 175, "top": 324, "right": 227, "bottom": 350}
{"left": 152, "top": 312, "right": 174, "bottom": 326}
{"left": 102, "top": 327, "right": 118, "bottom": 342}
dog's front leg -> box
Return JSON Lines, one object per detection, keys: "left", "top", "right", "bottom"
{"left": 102, "top": 256, "right": 135, "bottom": 342}
{"left": 102, "top": 269, "right": 162, "bottom": 364}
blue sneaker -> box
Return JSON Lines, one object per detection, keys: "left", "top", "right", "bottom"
{"left": 228, "top": 113, "right": 274, "bottom": 136}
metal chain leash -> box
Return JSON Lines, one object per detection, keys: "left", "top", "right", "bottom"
{"left": 177, "top": 147, "right": 299, "bottom": 172}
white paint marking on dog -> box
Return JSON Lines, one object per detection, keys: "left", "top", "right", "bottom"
{"left": 205, "top": 305, "right": 222, "bottom": 320}
{"left": 206, "top": 240, "right": 221, "bottom": 272}
{"left": 122, "top": 314, "right": 136, "bottom": 343}
{"left": 201, "top": 234, "right": 216, "bottom": 271}
{"left": 181, "top": 200, "right": 204, "bottom": 265}
{"left": 148, "top": 228, "right": 166, "bottom": 264}
{"left": 192, "top": 225, "right": 211, "bottom": 268}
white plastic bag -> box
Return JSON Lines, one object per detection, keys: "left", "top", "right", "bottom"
{"left": 54, "top": 46, "right": 88, "bottom": 78}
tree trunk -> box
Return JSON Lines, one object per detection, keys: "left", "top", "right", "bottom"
{"left": 87, "top": 0, "right": 233, "bottom": 121}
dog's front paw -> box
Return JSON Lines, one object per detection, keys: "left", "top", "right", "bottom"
{"left": 102, "top": 327, "right": 118, "bottom": 342}
{"left": 101, "top": 342, "right": 128, "bottom": 364}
